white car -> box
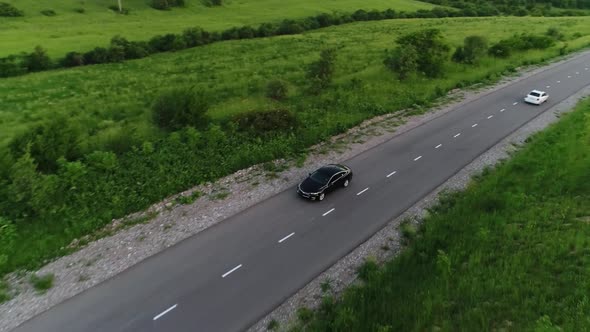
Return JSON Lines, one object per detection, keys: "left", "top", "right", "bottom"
{"left": 524, "top": 90, "right": 548, "bottom": 105}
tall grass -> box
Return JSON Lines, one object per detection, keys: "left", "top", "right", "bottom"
{"left": 294, "top": 100, "right": 590, "bottom": 331}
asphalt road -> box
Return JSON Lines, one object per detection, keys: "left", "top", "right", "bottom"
{"left": 13, "top": 53, "right": 590, "bottom": 332}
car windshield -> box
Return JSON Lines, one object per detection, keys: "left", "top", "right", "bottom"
{"left": 530, "top": 92, "right": 540, "bottom": 97}
{"left": 310, "top": 169, "right": 331, "bottom": 184}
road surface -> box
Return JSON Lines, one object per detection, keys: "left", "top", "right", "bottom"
{"left": 13, "top": 53, "right": 590, "bottom": 332}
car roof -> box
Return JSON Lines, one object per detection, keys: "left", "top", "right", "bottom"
{"left": 529, "top": 90, "right": 545, "bottom": 94}
{"left": 318, "top": 164, "right": 347, "bottom": 175}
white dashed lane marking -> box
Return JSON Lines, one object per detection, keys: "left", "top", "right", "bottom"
{"left": 153, "top": 304, "right": 177, "bottom": 321}
{"left": 512, "top": 102, "right": 518, "bottom": 105}
{"left": 386, "top": 170, "right": 397, "bottom": 178}
{"left": 487, "top": 115, "right": 494, "bottom": 119}
{"left": 222, "top": 264, "right": 242, "bottom": 278}
{"left": 546, "top": 85, "right": 550, "bottom": 88}
{"left": 568, "top": 75, "right": 571, "bottom": 78}
{"left": 278, "top": 232, "right": 295, "bottom": 243}
{"left": 557, "top": 80, "right": 561, "bottom": 83}
{"left": 471, "top": 123, "right": 478, "bottom": 128}
{"left": 453, "top": 133, "right": 461, "bottom": 138}
{"left": 413, "top": 156, "right": 422, "bottom": 161}
{"left": 435, "top": 144, "right": 442, "bottom": 149}
{"left": 322, "top": 208, "right": 335, "bottom": 217}
{"left": 356, "top": 188, "right": 369, "bottom": 196}
{"left": 500, "top": 108, "right": 505, "bottom": 112}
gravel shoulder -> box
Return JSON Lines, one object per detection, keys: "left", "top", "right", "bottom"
{"left": 1, "top": 51, "right": 589, "bottom": 332}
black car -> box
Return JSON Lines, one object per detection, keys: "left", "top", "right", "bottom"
{"left": 297, "top": 164, "right": 353, "bottom": 201}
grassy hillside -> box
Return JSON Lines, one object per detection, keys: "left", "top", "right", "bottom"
{"left": 2, "top": 16, "right": 590, "bottom": 147}
{"left": 0, "top": 0, "right": 436, "bottom": 57}
{"left": 1, "top": 15, "right": 590, "bottom": 279}
{"left": 294, "top": 98, "right": 590, "bottom": 332}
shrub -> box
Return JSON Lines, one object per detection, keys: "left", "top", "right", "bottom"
{"left": 110, "top": 36, "right": 150, "bottom": 60}
{"left": 62, "top": 52, "right": 85, "bottom": 67}
{"left": 24, "top": 46, "right": 52, "bottom": 72}
{"left": 151, "top": 0, "right": 184, "bottom": 10}
{"left": 0, "top": 2, "right": 23, "bottom": 17}
{"left": 182, "top": 27, "right": 208, "bottom": 47}
{"left": 351, "top": 9, "right": 369, "bottom": 21}
{"left": 152, "top": 89, "right": 210, "bottom": 131}
{"left": 233, "top": 109, "right": 297, "bottom": 134}
{"left": 306, "top": 48, "right": 337, "bottom": 91}
{"left": 0, "top": 217, "right": 16, "bottom": 272}
{"left": 9, "top": 115, "right": 84, "bottom": 173}
{"left": 203, "top": 0, "right": 223, "bottom": 6}
{"left": 266, "top": 79, "right": 289, "bottom": 100}
{"left": 74, "top": 8, "right": 85, "bottom": 14}
{"left": 256, "top": 22, "right": 278, "bottom": 37}
{"left": 40, "top": 9, "right": 57, "bottom": 16}
{"left": 0, "top": 55, "right": 27, "bottom": 77}
{"left": 488, "top": 41, "right": 511, "bottom": 58}
{"left": 384, "top": 45, "right": 419, "bottom": 80}
{"left": 83, "top": 47, "right": 110, "bottom": 64}
{"left": 357, "top": 257, "right": 379, "bottom": 281}
{"left": 149, "top": 34, "right": 186, "bottom": 52}
{"left": 396, "top": 29, "right": 450, "bottom": 78}
{"left": 30, "top": 273, "right": 54, "bottom": 293}
{"left": 277, "top": 19, "right": 304, "bottom": 35}
{"left": 453, "top": 35, "right": 488, "bottom": 64}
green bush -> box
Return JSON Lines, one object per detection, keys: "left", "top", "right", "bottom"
{"left": 488, "top": 41, "right": 512, "bottom": 58}
{"left": 152, "top": 89, "right": 210, "bottom": 131}
{"left": 266, "top": 79, "right": 289, "bottom": 100}
{"left": 30, "top": 273, "right": 54, "bottom": 293}
{"left": 74, "top": 8, "right": 85, "bottom": 14}
{"left": 24, "top": 46, "right": 52, "bottom": 72}
{"left": 83, "top": 47, "right": 110, "bottom": 64}
{"left": 62, "top": 52, "right": 85, "bottom": 67}
{"left": 233, "top": 109, "right": 297, "bottom": 134}
{"left": 40, "top": 9, "right": 56, "bottom": 16}
{"left": 0, "top": 217, "right": 16, "bottom": 272}
{"left": 395, "top": 29, "right": 450, "bottom": 78}
{"left": 0, "top": 55, "right": 27, "bottom": 77}
{"left": 151, "top": 0, "right": 184, "bottom": 10}
{"left": 306, "top": 48, "right": 337, "bottom": 91}
{"left": 0, "top": 2, "right": 23, "bottom": 17}
{"left": 203, "top": 0, "right": 223, "bottom": 7}
{"left": 384, "top": 45, "right": 419, "bottom": 80}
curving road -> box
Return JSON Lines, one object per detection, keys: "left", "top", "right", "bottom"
{"left": 13, "top": 53, "right": 590, "bottom": 332}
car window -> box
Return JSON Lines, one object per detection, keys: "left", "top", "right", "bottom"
{"left": 329, "top": 173, "right": 343, "bottom": 183}
{"left": 542, "top": 93, "right": 547, "bottom": 97}
{"left": 530, "top": 92, "right": 540, "bottom": 97}
{"left": 310, "top": 170, "right": 331, "bottom": 184}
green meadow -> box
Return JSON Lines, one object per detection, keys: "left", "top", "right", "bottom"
{"left": 1, "top": 15, "right": 590, "bottom": 280}
{"left": 0, "top": 0, "right": 435, "bottom": 57}
{"left": 293, "top": 98, "right": 590, "bottom": 332}
{"left": 2, "top": 16, "right": 590, "bottom": 148}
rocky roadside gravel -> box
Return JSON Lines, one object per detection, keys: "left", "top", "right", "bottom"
{"left": 1, "top": 51, "right": 589, "bottom": 332}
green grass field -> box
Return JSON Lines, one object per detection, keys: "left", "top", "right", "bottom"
{"left": 1, "top": 15, "right": 590, "bottom": 280}
{"left": 1, "top": 16, "right": 590, "bottom": 148}
{"left": 0, "top": 0, "right": 435, "bottom": 57}
{"left": 294, "top": 98, "right": 590, "bottom": 332}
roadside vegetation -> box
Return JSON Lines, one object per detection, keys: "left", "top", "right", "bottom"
{"left": 292, "top": 99, "right": 590, "bottom": 331}
{"left": 1, "top": 15, "right": 590, "bottom": 279}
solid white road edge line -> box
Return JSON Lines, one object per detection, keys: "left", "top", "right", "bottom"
{"left": 413, "top": 156, "right": 422, "bottom": 161}
{"left": 435, "top": 144, "right": 442, "bottom": 149}
{"left": 386, "top": 170, "right": 397, "bottom": 178}
{"left": 278, "top": 232, "right": 295, "bottom": 243}
{"left": 153, "top": 304, "right": 178, "bottom": 321}
{"left": 222, "top": 264, "right": 243, "bottom": 278}
{"left": 356, "top": 188, "right": 369, "bottom": 196}
{"left": 322, "top": 208, "right": 335, "bottom": 217}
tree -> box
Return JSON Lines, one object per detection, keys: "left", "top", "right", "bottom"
{"left": 395, "top": 29, "right": 450, "bottom": 78}
{"left": 384, "top": 45, "right": 419, "bottom": 80}
{"left": 306, "top": 48, "right": 337, "bottom": 91}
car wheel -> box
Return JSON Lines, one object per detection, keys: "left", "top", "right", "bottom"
{"left": 318, "top": 193, "right": 325, "bottom": 201}
{"left": 343, "top": 179, "right": 349, "bottom": 187}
